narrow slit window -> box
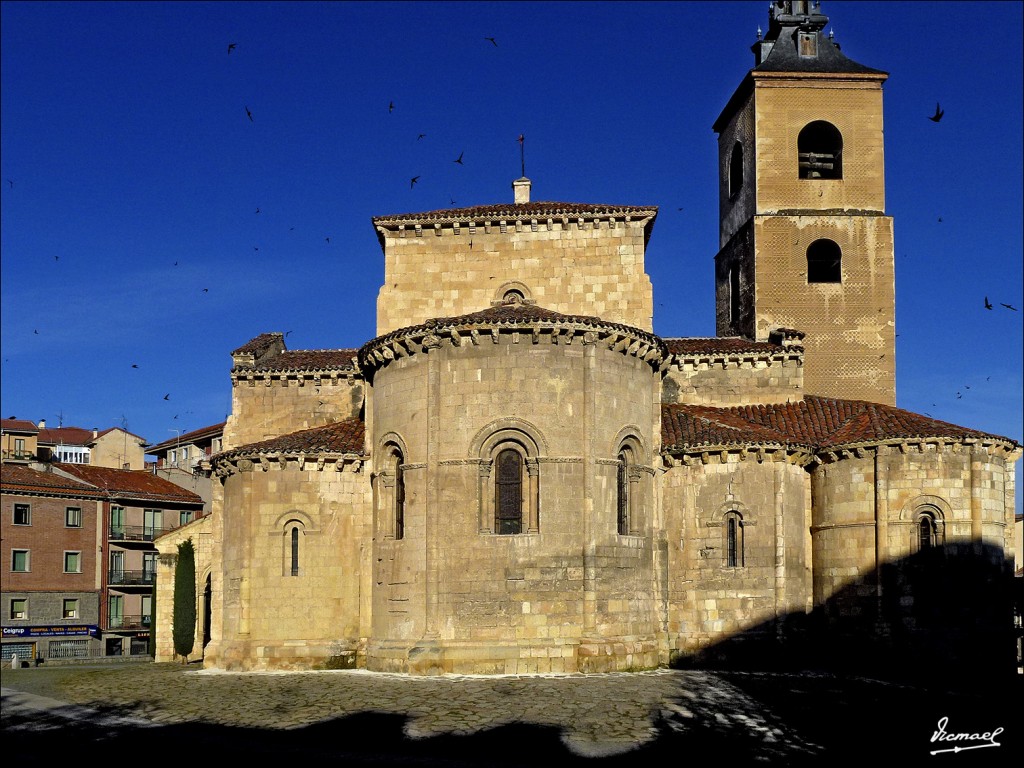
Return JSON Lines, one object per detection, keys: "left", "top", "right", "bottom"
{"left": 290, "top": 527, "right": 300, "bottom": 576}
{"left": 725, "top": 511, "right": 744, "bottom": 567}
{"left": 617, "top": 452, "right": 630, "bottom": 535}
{"left": 728, "top": 142, "right": 743, "bottom": 199}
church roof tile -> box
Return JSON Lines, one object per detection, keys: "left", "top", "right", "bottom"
{"left": 218, "top": 417, "right": 365, "bottom": 459}
{"left": 662, "top": 396, "right": 1018, "bottom": 454}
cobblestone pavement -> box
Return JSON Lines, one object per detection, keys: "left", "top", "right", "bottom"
{"left": 2, "top": 663, "right": 1019, "bottom": 766}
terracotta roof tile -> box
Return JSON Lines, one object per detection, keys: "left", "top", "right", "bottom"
{"left": 365, "top": 303, "right": 663, "bottom": 356}
{"left": 34, "top": 425, "right": 145, "bottom": 446}
{"left": 662, "top": 396, "right": 1019, "bottom": 454}
{"left": 231, "top": 332, "right": 284, "bottom": 356}
{"left": 220, "top": 418, "right": 365, "bottom": 459}
{"left": 250, "top": 349, "right": 359, "bottom": 373}
{"left": 1, "top": 463, "right": 103, "bottom": 497}
{"left": 146, "top": 422, "right": 226, "bottom": 454}
{"left": 373, "top": 201, "right": 658, "bottom": 225}
{"left": 1, "top": 418, "right": 40, "bottom": 433}
{"left": 664, "top": 337, "right": 785, "bottom": 356}
{"left": 53, "top": 463, "right": 204, "bottom": 504}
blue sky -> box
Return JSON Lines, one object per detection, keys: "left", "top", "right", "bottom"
{"left": 2, "top": 2, "right": 1021, "bottom": 478}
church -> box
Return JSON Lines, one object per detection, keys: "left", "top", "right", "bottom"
{"left": 154, "top": 2, "right": 1020, "bottom": 676}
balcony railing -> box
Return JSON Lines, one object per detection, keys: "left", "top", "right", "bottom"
{"left": 107, "top": 614, "right": 152, "bottom": 630}
{"left": 1, "top": 449, "right": 35, "bottom": 461}
{"left": 108, "top": 570, "right": 156, "bottom": 586}
{"left": 108, "top": 526, "right": 169, "bottom": 542}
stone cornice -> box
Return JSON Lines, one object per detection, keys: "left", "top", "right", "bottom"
{"left": 231, "top": 368, "right": 362, "bottom": 388}
{"left": 662, "top": 444, "right": 813, "bottom": 467}
{"left": 212, "top": 452, "right": 366, "bottom": 478}
{"left": 359, "top": 318, "right": 668, "bottom": 378}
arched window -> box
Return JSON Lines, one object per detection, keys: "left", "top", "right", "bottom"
{"left": 617, "top": 451, "right": 629, "bottom": 535}
{"left": 290, "top": 526, "right": 300, "bottom": 576}
{"left": 377, "top": 442, "right": 407, "bottom": 540}
{"left": 798, "top": 121, "right": 843, "bottom": 179}
{"left": 724, "top": 511, "right": 744, "bottom": 567}
{"left": 495, "top": 449, "right": 523, "bottom": 534}
{"left": 807, "top": 239, "right": 842, "bottom": 283}
{"left": 916, "top": 508, "right": 941, "bottom": 552}
{"left": 728, "top": 142, "right": 743, "bottom": 199}
{"left": 474, "top": 421, "right": 543, "bottom": 536}
{"left": 395, "top": 460, "right": 405, "bottom": 540}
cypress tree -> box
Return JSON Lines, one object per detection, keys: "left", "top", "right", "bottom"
{"left": 172, "top": 539, "right": 196, "bottom": 662}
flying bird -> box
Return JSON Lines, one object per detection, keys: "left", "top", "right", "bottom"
{"left": 928, "top": 103, "right": 944, "bottom": 122}
{"left": 33, "top": 330, "right": 39, "bottom": 335}
{"left": 389, "top": 100, "right": 395, "bottom": 113}
{"left": 285, "top": 330, "right": 293, "bottom": 337}
{"left": 410, "top": 176, "right": 420, "bottom": 188}
{"left": 163, "top": 394, "right": 170, "bottom": 400}
{"left": 245, "top": 106, "right": 254, "bottom": 122}
{"left": 255, "top": 207, "right": 260, "bottom": 214}
{"left": 417, "top": 133, "right": 426, "bottom": 140}
{"left": 450, "top": 198, "right": 457, "bottom": 206}
{"left": 485, "top": 36, "right": 497, "bottom": 46}
{"left": 131, "top": 364, "right": 139, "bottom": 369}
{"left": 325, "top": 237, "right": 330, "bottom": 243}
{"left": 1001, "top": 303, "right": 1018, "bottom": 311}
{"left": 173, "top": 261, "right": 178, "bottom": 266}
{"left": 202, "top": 288, "right": 209, "bottom": 293}
{"left": 454, "top": 151, "right": 464, "bottom": 165}
{"left": 228, "top": 43, "right": 236, "bottom": 54}
{"left": 984, "top": 296, "right": 993, "bottom": 310}
{"left": 54, "top": 255, "right": 59, "bottom": 261}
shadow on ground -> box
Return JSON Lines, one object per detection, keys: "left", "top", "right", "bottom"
{"left": 4, "top": 672, "right": 1020, "bottom": 767}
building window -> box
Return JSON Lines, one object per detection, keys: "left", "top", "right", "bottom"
{"left": 143, "top": 552, "right": 157, "bottom": 582}
{"left": 798, "top": 120, "right": 842, "bottom": 179}
{"left": 65, "top": 506, "right": 82, "bottom": 527}
{"left": 377, "top": 444, "right": 407, "bottom": 540}
{"left": 56, "top": 445, "right": 90, "bottom": 464}
{"left": 63, "top": 599, "right": 79, "bottom": 619}
{"left": 807, "top": 239, "right": 842, "bottom": 283}
{"left": 615, "top": 441, "right": 643, "bottom": 536}
{"left": 14, "top": 437, "right": 26, "bottom": 456}
{"left": 916, "top": 508, "right": 942, "bottom": 551}
{"left": 725, "top": 511, "right": 744, "bottom": 567}
{"left": 143, "top": 508, "right": 163, "bottom": 539}
{"left": 13, "top": 503, "right": 31, "bottom": 525}
{"left": 180, "top": 446, "right": 189, "bottom": 463}
{"left": 495, "top": 449, "right": 523, "bottom": 535}
{"left": 64, "top": 551, "right": 82, "bottom": 573}
{"left": 10, "top": 598, "right": 27, "bottom": 620}
{"left": 12, "top": 549, "right": 29, "bottom": 572}
{"left": 617, "top": 451, "right": 630, "bottom": 535}
{"left": 476, "top": 424, "right": 541, "bottom": 535}
{"left": 169, "top": 449, "right": 177, "bottom": 466}
{"left": 109, "top": 595, "right": 124, "bottom": 627}
{"left": 728, "top": 141, "right": 743, "bottom": 200}
{"left": 110, "top": 506, "right": 125, "bottom": 537}
{"left": 290, "top": 527, "right": 300, "bottom": 576}
{"left": 179, "top": 510, "right": 193, "bottom": 526}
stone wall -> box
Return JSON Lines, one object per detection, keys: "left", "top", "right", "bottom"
{"left": 661, "top": 453, "right": 810, "bottom": 658}
{"left": 375, "top": 219, "right": 655, "bottom": 335}
{"left": 226, "top": 373, "right": 363, "bottom": 450}
{"left": 206, "top": 460, "right": 370, "bottom": 670}
{"left": 365, "top": 325, "right": 661, "bottom": 673}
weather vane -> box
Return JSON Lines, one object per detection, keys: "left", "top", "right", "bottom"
{"left": 517, "top": 134, "right": 525, "bottom": 177}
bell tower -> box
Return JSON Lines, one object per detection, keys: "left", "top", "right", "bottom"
{"left": 713, "top": 1, "right": 895, "bottom": 405}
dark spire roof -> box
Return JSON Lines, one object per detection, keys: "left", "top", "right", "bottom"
{"left": 752, "top": 1, "right": 886, "bottom": 75}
